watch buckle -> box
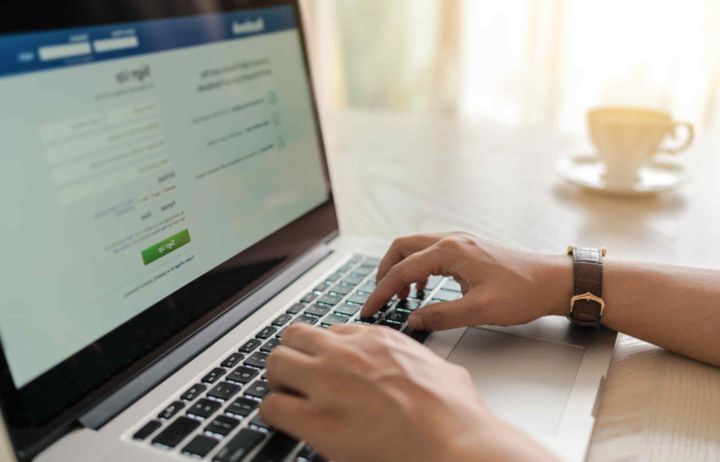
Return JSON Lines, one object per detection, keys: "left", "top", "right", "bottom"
{"left": 570, "top": 292, "right": 606, "bottom": 315}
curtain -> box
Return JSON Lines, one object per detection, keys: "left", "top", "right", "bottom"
{"left": 302, "top": 0, "right": 720, "bottom": 134}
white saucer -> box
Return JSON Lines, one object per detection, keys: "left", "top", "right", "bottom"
{"left": 557, "top": 154, "right": 687, "bottom": 195}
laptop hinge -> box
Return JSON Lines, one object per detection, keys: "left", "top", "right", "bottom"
{"left": 78, "top": 241, "right": 333, "bottom": 430}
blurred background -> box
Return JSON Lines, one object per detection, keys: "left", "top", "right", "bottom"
{"left": 301, "top": 0, "right": 720, "bottom": 135}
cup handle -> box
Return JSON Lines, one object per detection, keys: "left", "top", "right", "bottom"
{"left": 659, "top": 121, "right": 694, "bottom": 155}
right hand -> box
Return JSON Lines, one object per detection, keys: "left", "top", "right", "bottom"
{"left": 361, "top": 232, "right": 573, "bottom": 331}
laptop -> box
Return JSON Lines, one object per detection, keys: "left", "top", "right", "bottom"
{"left": 0, "top": 1, "right": 616, "bottom": 461}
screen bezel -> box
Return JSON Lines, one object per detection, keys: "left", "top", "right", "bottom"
{"left": 0, "top": 1, "right": 337, "bottom": 459}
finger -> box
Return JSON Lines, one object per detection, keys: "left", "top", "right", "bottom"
{"left": 327, "top": 323, "right": 364, "bottom": 335}
{"left": 281, "top": 323, "right": 334, "bottom": 356}
{"left": 363, "top": 245, "right": 449, "bottom": 317}
{"left": 375, "top": 234, "right": 443, "bottom": 284}
{"left": 407, "top": 298, "right": 479, "bottom": 331}
{"left": 260, "top": 392, "right": 324, "bottom": 440}
{"left": 265, "top": 345, "right": 317, "bottom": 396}
{"left": 416, "top": 277, "right": 428, "bottom": 293}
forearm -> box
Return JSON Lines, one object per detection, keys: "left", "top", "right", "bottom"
{"left": 548, "top": 257, "right": 720, "bottom": 366}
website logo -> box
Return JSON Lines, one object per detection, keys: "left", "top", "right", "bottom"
{"left": 232, "top": 18, "right": 265, "bottom": 35}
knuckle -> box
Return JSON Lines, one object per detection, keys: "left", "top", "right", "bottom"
{"left": 437, "top": 236, "right": 463, "bottom": 251}
{"left": 390, "top": 235, "right": 411, "bottom": 250}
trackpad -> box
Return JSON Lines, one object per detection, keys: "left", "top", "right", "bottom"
{"left": 446, "top": 327, "right": 584, "bottom": 436}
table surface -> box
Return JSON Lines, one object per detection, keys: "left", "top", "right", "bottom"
{"left": 321, "top": 109, "right": 720, "bottom": 461}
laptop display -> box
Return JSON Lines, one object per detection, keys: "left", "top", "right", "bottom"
{"left": 0, "top": 1, "right": 335, "bottom": 458}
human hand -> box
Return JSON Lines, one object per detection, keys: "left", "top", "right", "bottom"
{"left": 260, "top": 323, "right": 555, "bottom": 462}
{"left": 361, "top": 232, "right": 572, "bottom": 331}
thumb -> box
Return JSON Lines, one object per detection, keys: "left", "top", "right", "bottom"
{"left": 407, "top": 297, "right": 478, "bottom": 331}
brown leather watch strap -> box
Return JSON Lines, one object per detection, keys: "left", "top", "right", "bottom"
{"left": 567, "top": 246, "right": 606, "bottom": 327}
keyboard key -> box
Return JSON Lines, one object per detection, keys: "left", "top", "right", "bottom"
{"left": 381, "top": 319, "right": 402, "bottom": 330}
{"left": 271, "top": 313, "right": 293, "bottom": 327}
{"left": 183, "top": 434, "right": 219, "bottom": 457}
{"left": 328, "top": 284, "right": 351, "bottom": 296}
{"left": 202, "top": 368, "right": 227, "bottom": 384}
{"left": 221, "top": 353, "right": 245, "bottom": 369}
{"left": 181, "top": 383, "right": 207, "bottom": 402}
{"left": 208, "top": 382, "right": 241, "bottom": 401}
{"left": 341, "top": 274, "right": 364, "bottom": 286}
{"left": 345, "top": 293, "right": 368, "bottom": 305}
{"left": 431, "top": 289, "right": 459, "bottom": 302}
{"left": 133, "top": 420, "right": 161, "bottom": 440}
{"left": 334, "top": 302, "right": 360, "bottom": 317}
{"left": 338, "top": 262, "right": 356, "bottom": 273}
{"left": 378, "top": 300, "right": 395, "bottom": 313}
{"left": 152, "top": 416, "right": 200, "bottom": 448}
{"left": 304, "top": 304, "right": 331, "bottom": 317}
{"left": 442, "top": 279, "right": 462, "bottom": 293}
{"left": 386, "top": 310, "right": 409, "bottom": 324}
{"left": 213, "top": 428, "right": 266, "bottom": 462}
{"left": 357, "top": 281, "right": 375, "bottom": 294}
{"left": 313, "top": 282, "right": 332, "bottom": 293}
{"left": 316, "top": 294, "right": 342, "bottom": 306}
{"left": 275, "top": 326, "right": 288, "bottom": 338}
{"left": 286, "top": 303, "right": 305, "bottom": 315}
{"left": 249, "top": 431, "right": 300, "bottom": 462}
{"left": 321, "top": 313, "right": 349, "bottom": 326}
{"left": 205, "top": 415, "right": 241, "bottom": 436}
{"left": 425, "top": 275, "right": 444, "bottom": 290}
{"left": 256, "top": 326, "right": 277, "bottom": 340}
{"left": 226, "top": 397, "right": 259, "bottom": 417}
{"left": 325, "top": 271, "right": 343, "bottom": 283}
{"left": 297, "top": 444, "right": 328, "bottom": 462}
{"left": 292, "top": 314, "right": 318, "bottom": 325}
{"left": 360, "top": 257, "right": 380, "bottom": 267}
{"left": 158, "top": 400, "right": 185, "bottom": 420}
{"left": 360, "top": 311, "right": 382, "bottom": 324}
{"left": 187, "top": 398, "right": 222, "bottom": 419}
{"left": 408, "top": 286, "right": 426, "bottom": 300}
{"left": 352, "top": 264, "right": 373, "bottom": 276}
{"left": 260, "top": 338, "right": 281, "bottom": 353}
{"left": 245, "top": 380, "right": 270, "bottom": 399}
{"left": 349, "top": 255, "right": 363, "bottom": 264}
{"left": 245, "top": 352, "right": 269, "bottom": 369}
{"left": 227, "top": 366, "right": 258, "bottom": 384}
{"left": 300, "top": 293, "right": 317, "bottom": 303}
{"left": 249, "top": 413, "right": 271, "bottom": 430}
{"left": 403, "top": 327, "right": 431, "bottom": 343}
{"left": 239, "top": 338, "right": 263, "bottom": 354}
{"left": 396, "top": 299, "right": 421, "bottom": 312}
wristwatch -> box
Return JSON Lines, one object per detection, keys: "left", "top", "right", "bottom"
{"left": 566, "top": 246, "right": 606, "bottom": 328}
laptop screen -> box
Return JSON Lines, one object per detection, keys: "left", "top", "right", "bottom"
{"left": 0, "top": 1, "right": 335, "bottom": 457}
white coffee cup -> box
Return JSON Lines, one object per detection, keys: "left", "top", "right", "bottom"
{"left": 587, "top": 107, "right": 694, "bottom": 188}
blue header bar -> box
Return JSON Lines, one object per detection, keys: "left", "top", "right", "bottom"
{"left": 0, "top": 6, "right": 296, "bottom": 79}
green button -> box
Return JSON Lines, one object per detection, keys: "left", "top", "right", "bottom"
{"left": 141, "top": 229, "right": 191, "bottom": 265}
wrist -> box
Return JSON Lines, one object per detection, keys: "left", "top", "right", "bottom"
{"left": 537, "top": 254, "right": 574, "bottom": 317}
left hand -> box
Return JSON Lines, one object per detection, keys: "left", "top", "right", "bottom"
{"left": 260, "top": 322, "right": 556, "bottom": 462}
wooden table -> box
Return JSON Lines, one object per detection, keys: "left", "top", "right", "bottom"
{"left": 321, "top": 109, "right": 720, "bottom": 461}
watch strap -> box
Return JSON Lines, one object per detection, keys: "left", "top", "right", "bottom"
{"left": 568, "top": 246, "right": 605, "bottom": 327}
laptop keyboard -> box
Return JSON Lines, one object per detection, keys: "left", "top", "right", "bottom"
{"left": 128, "top": 254, "right": 461, "bottom": 462}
